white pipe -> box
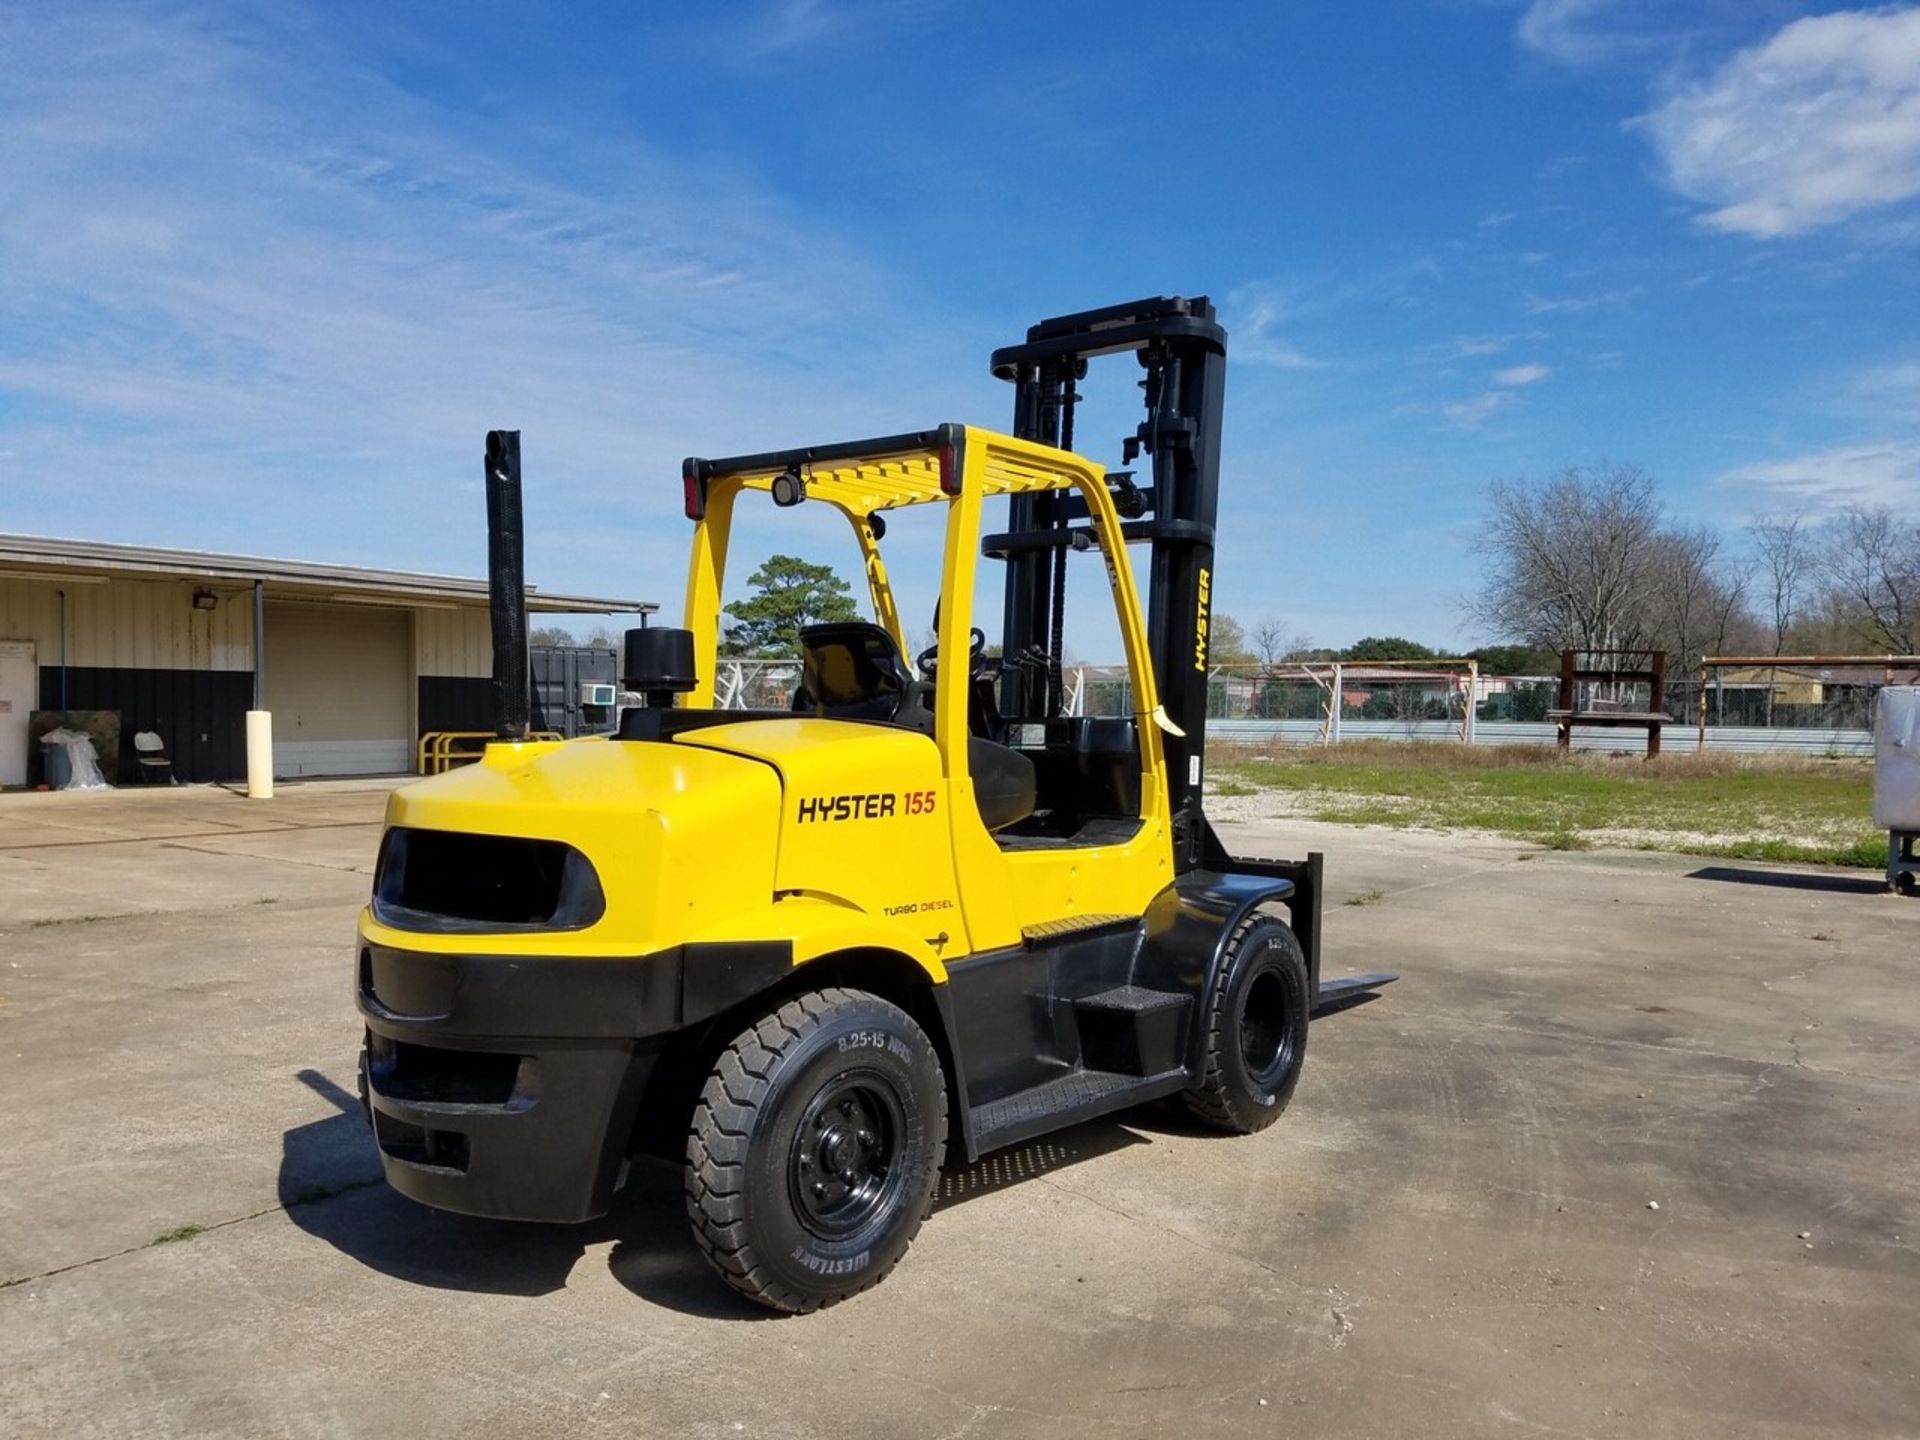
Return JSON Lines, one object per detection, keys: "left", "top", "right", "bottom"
{"left": 245, "top": 710, "right": 274, "bottom": 799}
{"left": 252, "top": 579, "right": 265, "bottom": 710}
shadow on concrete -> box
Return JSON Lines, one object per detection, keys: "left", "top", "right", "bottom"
{"left": 610, "top": 1117, "right": 1154, "bottom": 1316}
{"left": 277, "top": 1068, "right": 380, "bottom": 1210}
{"left": 280, "top": 1067, "right": 626, "bottom": 1302}
{"left": 602, "top": 1163, "right": 784, "bottom": 1321}
{"left": 933, "top": 1118, "right": 1151, "bottom": 1212}
{"left": 1686, "top": 865, "right": 1887, "bottom": 896}
{"left": 280, "top": 1068, "right": 1158, "bottom": 1320}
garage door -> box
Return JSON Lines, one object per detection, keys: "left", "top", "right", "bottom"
{"left": 265, "top": 603, "right": 412, "bottom": 777}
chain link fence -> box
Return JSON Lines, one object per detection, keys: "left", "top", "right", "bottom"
{"left": 711, "top": 657, "right": 804, "bottom": 711}
{"left": 704, "top": 655, "right": 1908, "bottom": 755}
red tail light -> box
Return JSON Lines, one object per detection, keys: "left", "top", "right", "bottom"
{"left": 682, "top": 461, "right": 705, "bottom": 520}
{"left": 937, "top": 442, "right": 959, "bottom": 496}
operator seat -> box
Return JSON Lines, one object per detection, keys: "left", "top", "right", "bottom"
{"left": 794, "top": 622, "right": 926, "bottom": 727}
{"left": 793, "top": 622, "right": 1036, "bottom": 832}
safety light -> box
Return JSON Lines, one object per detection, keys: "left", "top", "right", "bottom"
{"left": 937, "top": 442, "right": 959, "bottom": 496}
{"left": 682, "top": 459, "right": 705, "bottom": 521}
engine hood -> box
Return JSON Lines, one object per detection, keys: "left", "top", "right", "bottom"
{"left": 674, "top": 717, "right": 963, "bottom": 943}
{"left": 364, "top": 736, "right": 782, "bottom": 956}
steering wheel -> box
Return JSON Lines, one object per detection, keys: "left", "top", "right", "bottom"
{"left": 916, "top": 627, "right": 986, "bottom": 678}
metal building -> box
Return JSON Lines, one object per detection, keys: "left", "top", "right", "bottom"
{"left": 0, "top": 534, "right": 650, "bottom": 786}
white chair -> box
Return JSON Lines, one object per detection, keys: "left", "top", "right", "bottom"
{"left": 133, "top": 730, "right": 175, "bottom": 785}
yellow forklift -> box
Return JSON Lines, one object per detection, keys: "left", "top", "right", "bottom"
{"left": 356, "top": 297, "right": 1393, "bottom": 1311}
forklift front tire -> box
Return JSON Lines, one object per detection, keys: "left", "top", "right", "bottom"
{"left": 685, "top": 987, "right": 947, "bottom": 1313}
{"left": 1183, "top": 915, "right": 1310, "bottom": 1134}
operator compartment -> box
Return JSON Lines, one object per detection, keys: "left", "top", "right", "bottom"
{"left": 996, "top": 713, "right": 1143, "bottom": 848}
{"left": 1036, "top": 716, "right": 1142, "bottom": 822}
{"left": 790, "top": 620, "right": 1037, "bottom": 834}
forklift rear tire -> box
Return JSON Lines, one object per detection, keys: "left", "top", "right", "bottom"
{"left": 685, "top": 987, "right": 947, "bottom": 1313}
{"left": 1183, "top": 914, "right": 1309, "bottom": 1134}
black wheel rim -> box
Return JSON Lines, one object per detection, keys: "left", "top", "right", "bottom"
{"left": 789, "top": 1069, "right": 906, "bottom": 1240}
{"left": 1240, "top": 965, "right": 1296, "bottom": 1088}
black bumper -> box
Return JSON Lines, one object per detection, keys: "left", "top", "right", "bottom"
{"left": 355, "top": 937, "right": 790, "bottom": 1223}
{"left": 356, "top": 944, "right": 671, "bottom": 1223}
{"left": 358, "top": 1031, "right": 653, "bottom": 1223}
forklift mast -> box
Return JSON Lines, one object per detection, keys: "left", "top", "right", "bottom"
{"left": 990, "top": 296, "right": 1228, "bottom": 872}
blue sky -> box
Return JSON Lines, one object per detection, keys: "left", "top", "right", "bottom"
{"left": 3, "top": 0, "right": 1918, "bottom": 654}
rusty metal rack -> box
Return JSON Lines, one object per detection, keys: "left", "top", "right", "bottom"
{"left": 1549, "top": 649, "right": 1668, "bottom": 757}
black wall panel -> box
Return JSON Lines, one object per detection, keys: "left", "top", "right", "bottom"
{"left": 39, "top": 666, "right": 250, "bottom": 783}
{"left": 418, "top": 676, "right": 494, "bottom": 735}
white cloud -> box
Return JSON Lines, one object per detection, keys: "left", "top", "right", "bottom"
{"left": 1635, "top": 7, "right": 1920, "bottom": 237}
{"left": 1524, "top": 289, "right": 1638, "bottom": 314}
{"left": 1518, "top": 0, "right": 1759, "bottom": 68}
{"left": 1224, "top": 284, "right": 1324, "bottom": 369}
{"left": 1518, "top": 0, "right": 1635, "bottom": 65}
{"left": 1716, "top": 440, "right": 1920, "bottom": 512}
{"left": 1456, "top": 335, "right": 1514, "bottom": 357}
{"left": 1854, "top": 360, "right": 1920, "bottom": 418}
{"left": 1442, "top": 391, "right": 1515, "bottom": 429}
{"left": 1437, "top": 360, "right": 1549, "bottom": 429}
{"left": 741, "top": 0, "right": 934, "bottom": 59}
{"left": 0, "top": 6, "right": 953, "bottom": 596}
{"left": 1493, "top": 363, "right": 1551, "bottom": 386}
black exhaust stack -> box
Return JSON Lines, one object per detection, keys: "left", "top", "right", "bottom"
{"left": 484, "top": 430, "right": 531, "bottom": 741}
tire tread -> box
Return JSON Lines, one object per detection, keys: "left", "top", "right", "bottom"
{"left": 1182, "top": 913, "right": 1306, "bottom": 1134}
{"left": 685, "top": 987, "right": 946, "bottom": 1314}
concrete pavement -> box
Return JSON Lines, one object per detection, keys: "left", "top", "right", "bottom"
{"left": 1, "top": 782, "right": 1914, "bottom": 1438}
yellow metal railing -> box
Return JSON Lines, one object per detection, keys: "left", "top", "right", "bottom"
{"left": 416, "top": 730, "right": 564, "bottom": 775}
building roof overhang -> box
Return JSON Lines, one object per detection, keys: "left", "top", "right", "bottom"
{"left": 0, "top": 534, "right": 654, "bottom": 615}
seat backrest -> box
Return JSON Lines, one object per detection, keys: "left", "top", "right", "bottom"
{"left": 795, "top": 623, "right": 914, "bottom": 724}
{"left": 133, "top": 731, "right": 165, "bottom": 753}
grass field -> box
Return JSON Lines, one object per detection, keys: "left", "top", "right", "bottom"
{"left": 1209, "top": 742, "right": 1887, "bottom": 868}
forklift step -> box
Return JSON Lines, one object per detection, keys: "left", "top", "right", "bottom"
{"left": 1073, "top": 984, "right": 1188, "bottom": 1014}
{"left": 971, "top": 1066, "right": 1188, "bottom": 1155}
{"left": 1072, "top": 986, "right": 1191, "bottom": 1076}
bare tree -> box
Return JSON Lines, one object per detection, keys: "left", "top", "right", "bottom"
{"left": 1647, "top": 524, "right": 1749, "bottom": 673}
{"left": 1252, "top": 618, "right": 1314, "bottom": 669}
{"left": 1818, "top": 505, "right": 1919, "bottom": 653}
{"left": 1708, "top": 565, "right": 1756, "bottom": 662}
{"left": 1750, "top": 514, "right": 1809, "bottom": 655}
{"left": 1474, "top": 463, "right": 1665, "bottom": 655}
